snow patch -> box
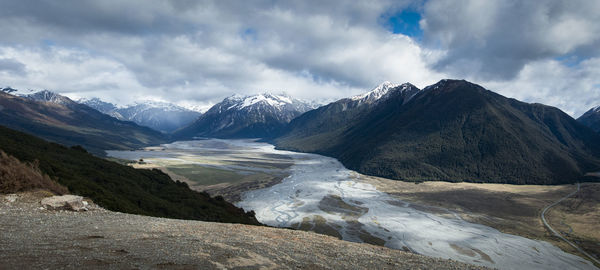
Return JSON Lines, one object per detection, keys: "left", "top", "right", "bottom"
{"left": 351, "top": 81, "right": 399, "bottom": 101}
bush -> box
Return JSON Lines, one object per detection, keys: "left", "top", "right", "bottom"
{"left": 0, "top": 151, "right": 68, "bottom": 195}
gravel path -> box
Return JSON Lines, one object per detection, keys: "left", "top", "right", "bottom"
{"left": 541, "top": 183, "right": 600, "bottom": 266}
{"left": 0, "top": 193, "right": 485, "bottom": 270}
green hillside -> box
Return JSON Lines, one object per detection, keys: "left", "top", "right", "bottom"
{"left": 0, "top": 125, "right": 260, "bottom": 225}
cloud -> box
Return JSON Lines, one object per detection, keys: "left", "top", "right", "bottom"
{"left": 0, "top": 46, "right": 147, "bottom": 104}
{"left": 0, "top": 0, "right": 597, "bottom": 116}
{"left": 0, "top": 58, "right": 26, "bottom": 76}
{"left": 421, "top": 0, "right": 600, "bottom": 80}
{"left": 0, "top": 0, "right": 441, "bottom": 104}
{"left": 485, "top": 57, "right": 600, "bottom": 117}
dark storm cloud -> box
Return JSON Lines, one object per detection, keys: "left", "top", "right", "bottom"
{"left": 0, "top": 1, "right": 186, "bottom": 36}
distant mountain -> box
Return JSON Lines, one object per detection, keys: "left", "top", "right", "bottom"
{"left": 577, "top": 106, "right": 600, "bottom": 132}
{"left": 26, "top": 90, "right": 75, "bottom": 105}
{"left": 78, "top": 97, "right": 124, "bottom": 119}
{"left": 174, "top": 93, "right": 314, "bottom": 139}
{"left": 79, "top": 98, "right": 201, "bottom": 133}
{"left": 276, "top": 80, "right": 600, "bottom": 184}
{"left": 275, "top": 82, "right": 420, "bottom": 153}
{"left": 1, "top": 87, "right": 17, "bottom": 94}
{"left": 0, "top": 90, "right": 165, "bottom": 155}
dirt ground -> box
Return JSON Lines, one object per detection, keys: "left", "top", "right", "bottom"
{"left": 0, "top": 192, "right": 486, "bottom": 270}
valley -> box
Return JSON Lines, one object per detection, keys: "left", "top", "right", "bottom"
{"left": 4, "top": 2, "right": 599, "bottom": 269}
{"left": 109, "top": 139, "right": 599, "bottom": 269}
{"left": 107, "top": 140, "right": 295, "bottom": 202}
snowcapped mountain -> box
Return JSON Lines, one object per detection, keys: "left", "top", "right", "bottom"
{"left": 79, "top": 98, "right": 201, "bottom": 133}
{"left": 351, "top": 81, "right": 398, "bottom": 102}
{"left": 1, "top": 90, "right": 165, "bottom": 155}
{"left": 217, "top": 93, "right": 314, "bottom": 118}
{"left": 1, "top": 87, "right": 17, "bottom": 94}
{"left": 174, "top": 93, "right": 314, "bottom": 139}
{"left": 27, "top": 90, "right": 74, "bottom": 105}
{"left": 349, "top": 82, "right": 420, "bottom": 107}
{"left": 275, "top": 81, "right": 420, "bottom": 152}
{"left": 577, "top": 105, "right": 600, "bottom": 132}
{"left": 78, "top": 98, "right": 126, "bottom": 120}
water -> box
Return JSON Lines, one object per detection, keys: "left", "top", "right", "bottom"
{"left": 109, "top": 139, "right": 597, "bottom": 270}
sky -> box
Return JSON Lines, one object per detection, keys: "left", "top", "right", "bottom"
{"left": 0, "top": 0, "right": 599, "bottom": 116}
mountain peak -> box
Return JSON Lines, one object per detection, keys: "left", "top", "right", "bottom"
{"left": 175, "top": 93, "right": 313, "bottom": 139}
{"left": 422, "top": 79, "right": 481, "bottom": 91}
{"left": 351, "top": 81, "right": 399, "bottom": 101}
{"left": 27, "top": 90, "right": 73, "bottom": 105}
{"left": 127, "top": 100, "right": 192, "bottom": 112}
{"left": 222, "top": 93, "right": 299, "bottom": 111}
{"left": 577, "top": 105, "right": 600, "bottom": 132}
{"left": 350, "top": 82, "right": 420, "bottom": 106}
{"left": 78, "top": 97, "right": 201, "bottom": 132}
{"left": 1, "top": 87, "right": 17, "bottom": 94}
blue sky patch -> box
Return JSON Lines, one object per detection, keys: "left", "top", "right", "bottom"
{"left": 42, "top": 39, "right": 56, "bottom": 47}
{"left": 383, "top": 10, "right": 423, "bottom": 38}
{"left": 554, "top": 54, "right": 584, "bottom": 68}
{"left": 241, "top": 28, "right": 258, "bottom": 41}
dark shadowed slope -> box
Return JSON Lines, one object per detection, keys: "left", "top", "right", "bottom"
{"left": 277, "top": 80, "right": 600, "bottom": 184}
{"left": 0, "top": 91, "right": 165, "bottom": 155}
{"left": 275, "top": 82, "right": 419, "bottom": 152}
{"left": 578, "top": 106, "right": 600, "bottom": 133}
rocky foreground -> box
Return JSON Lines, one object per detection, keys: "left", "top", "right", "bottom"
{"left": 0, "top": 192, "right": 485, "bottom": 270}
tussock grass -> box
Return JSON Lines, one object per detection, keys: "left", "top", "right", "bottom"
{"left": 0, "top": 150, "right": 68, "bottom": 195}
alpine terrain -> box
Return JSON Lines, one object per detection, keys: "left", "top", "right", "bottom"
{"left": 578, "top": 106, "right": 600, "bottom": 133}
{"left": 79, "top": 98, "right": 202, "bottom": 133}
{"left": 276, "top": 80, "right": 600, "bottom": 184}
{"left": 174, "top": 93, "right": 314, "bottom": 139}
{"left": 0, "top": 90, "right": 165, "bottom": 155}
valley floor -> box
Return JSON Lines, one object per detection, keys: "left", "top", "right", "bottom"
{"left": 365, "top": 177, "right": 600, "bottom": 267}
{"left": 108, "top": 139, "right": 599, "bottom": 269}
{"left": 0, "top": 192, "right": 484, "bottom": 270}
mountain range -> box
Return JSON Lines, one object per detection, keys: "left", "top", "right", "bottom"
{"left": 577, "top": 106, "right": 600, "bottom": 133}
{"left": 174, "top": 93, "right": 314, "bottom": 139}
{"left": 0, "top": 90, "right": 165, "bottom": 155}
{"left": 275, "top": 80, "right": 600, "bottom": 184}
{"left": 3, "top": 80, "right": 599, "bottom": 185}
{"left": 79, "top": 98, "right": 202, "bottom": 133}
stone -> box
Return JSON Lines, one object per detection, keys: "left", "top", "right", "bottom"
{"left": 5, "top": 194, "right": 18, "bottom": 203}
{"left": 41, "top": 195, "right": 87, "bottom": 211}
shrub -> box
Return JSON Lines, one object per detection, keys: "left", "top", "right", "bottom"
{"left": 0, "top": 150, "right": 68, "bottom": 195}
